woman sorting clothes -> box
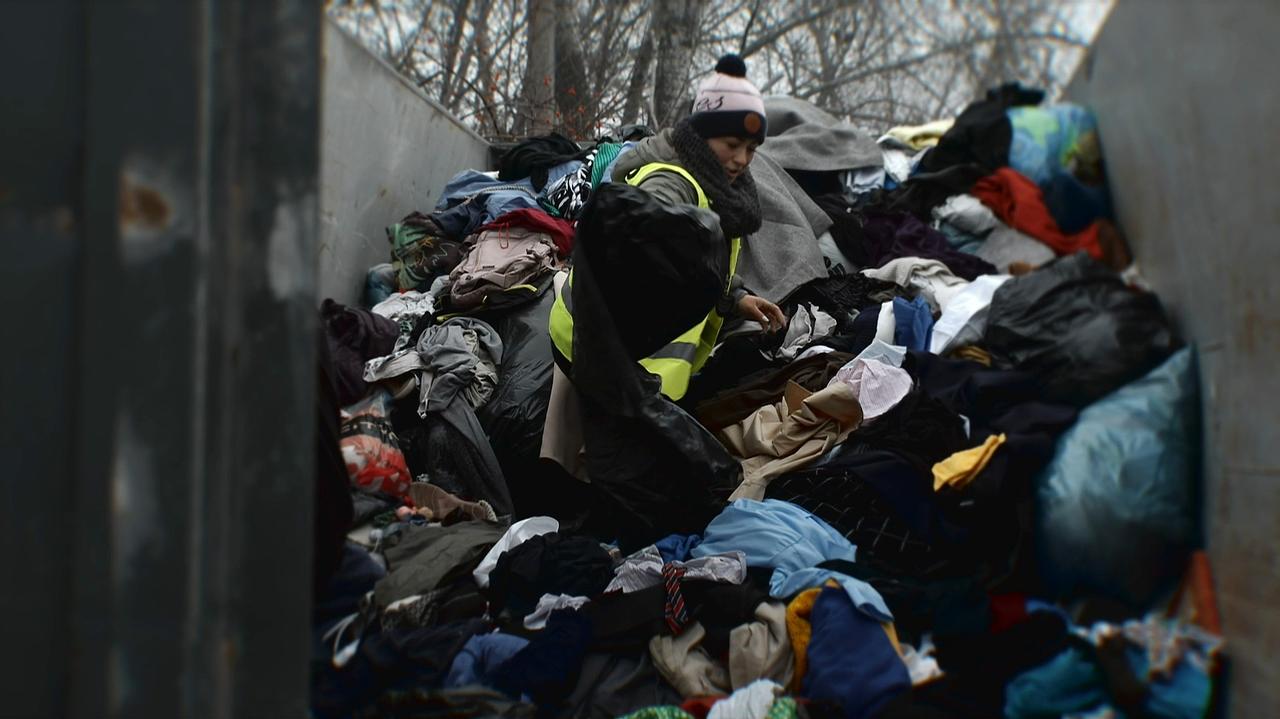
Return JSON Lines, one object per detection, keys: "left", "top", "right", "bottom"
{"left": 548, "top": 53, "right": 785, "bottom": 405}
{"left": 538, "top": 53, "right": 784, "bottom": 544}
{"left": 539, "top": 53, "right": 785, "bottom": 500}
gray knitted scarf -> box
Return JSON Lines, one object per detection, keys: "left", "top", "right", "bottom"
{"left": 670, "top": 118, "right": 763, "bottom": 238}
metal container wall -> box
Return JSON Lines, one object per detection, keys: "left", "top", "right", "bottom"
{"left": 1068, "top": 1, "right": 1280, "bottom": 712}
{"left": 319, "top": 19, "right": 491, "bottom": 304}
{"left": 1, "top": 1, "right": 322, "bottom": 716}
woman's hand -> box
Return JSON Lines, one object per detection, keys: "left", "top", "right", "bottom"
{"left": 737, "top": 294, "right": 787, "bottom": 333}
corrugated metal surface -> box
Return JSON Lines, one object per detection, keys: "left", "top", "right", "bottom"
{"left": 1068, "top": 2, "right": 1280, "bottom": 713}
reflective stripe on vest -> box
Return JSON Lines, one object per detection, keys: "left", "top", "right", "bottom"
{"left": 548, "top": 161, "right": 741, "bottom": 401}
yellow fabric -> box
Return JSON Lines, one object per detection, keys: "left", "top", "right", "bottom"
{"left": 932, "top": 433, "right": 1008, "bottom": 491}
{"left": 625, "top": 162, "right": 710, "bottom": 208}
{"left": 947, "top": 345, "right": 994, "bottom": 366}
{"left": 881, "top": 622, "right": 903, "bottom": 657}
{"left": 547, "top": 161, "right": 741, "bottom": 401}
{"left": 784, "top": 587, "right": 822, "bottom": 693}
{"left": 548, "top": 277, "right": 574, "bottom": 360}
{"left": 885, "top": 118, "right": 956, "bottom": 149}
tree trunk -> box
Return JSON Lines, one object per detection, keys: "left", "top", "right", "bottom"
{"left": 520, "top": 0, "right": 556, "bottom": 135}
{"left": 554, "top": 0, "right": 590, "bottom": 138}
{"left": 621, "top": 12, "right": 656, "bottom": 126}
{"left": 472, "top": 0, "right": 499, "bottom": 136}
{"left": 438, "top": 0, "right": 473, "bottom": 109}
{"left": 652, "top": 0, "right": 708, "bottom": 129}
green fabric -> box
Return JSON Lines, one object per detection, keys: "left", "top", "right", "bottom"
{"left": 537, "top": 196, "right": 563, "bottom": 218}
{"left": 389, "top": 220, "right": 433, "bottom": 290}
{"left": 767, "top": 696, "right": 800, "bottom": 719}
{"left": 373, "top": 521, "right": 505, "bottom": 609}
{"left": 616, "top": 708, "right": 694, "bottom": 719}
{"left": 589, "top": 142, "right": 624, "bottom": 187}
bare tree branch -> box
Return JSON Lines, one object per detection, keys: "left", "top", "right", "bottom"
{"left": 331, "top": 0, "right": 1100, "bottom": 140}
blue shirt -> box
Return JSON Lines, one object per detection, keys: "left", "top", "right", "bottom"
{"left": 691, "top": 499, "right": 892, "bottom": 622}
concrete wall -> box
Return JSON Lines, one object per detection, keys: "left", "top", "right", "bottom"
{"left": 319, "top": 19, "right": 490, "bottom": 303}
{"left": 1067, "top": 2, "right": 1280, "bottom": 712}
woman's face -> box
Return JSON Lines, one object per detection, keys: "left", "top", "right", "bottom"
{"left": 705, "top": 136, "right": 760, "bottom": 183}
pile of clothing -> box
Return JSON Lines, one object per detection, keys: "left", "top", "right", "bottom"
{"left": 312, "top": 89, "right": 1219, "bottom": 719}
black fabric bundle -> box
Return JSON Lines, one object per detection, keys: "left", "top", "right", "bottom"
{"left": 983, "top": 252, "right": 1179, "bottom": 406}
{"left": 321, "top": 299, "right": 400, "bottom": 406}
{"left": 918, "top": 82, "right": 1045, "bottom": 175}
{"left": 485, "top": 532, "right": 616, "bottom": 617}
{"left": 473, "top": 287, "right": 556, "bottom": 506}
{"left": 785, "top": 273, "right": 907, "bottom": 330}
{"left": 498, "top": 132, "right": 587, "bottom": 191}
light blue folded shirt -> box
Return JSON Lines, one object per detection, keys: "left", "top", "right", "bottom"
{"left": 691, "top": 498, "right": 893, "bottom": 622}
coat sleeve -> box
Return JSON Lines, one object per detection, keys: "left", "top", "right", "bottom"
{"left": 716, "top": 275, "right": 750, "bottom": 317}
{"left": 633, "top": 169, "right": 700, "bottom": 207}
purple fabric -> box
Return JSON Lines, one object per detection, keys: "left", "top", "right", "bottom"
{"left": 322, "top": 299, "right": 400, "bottom": 406}
{"left": 861, "top": 210, "right": 996, "bottom": 281}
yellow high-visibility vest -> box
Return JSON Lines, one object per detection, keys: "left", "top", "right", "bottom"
{"left": 548, "top": 161, "right": 742, "bottom": 401}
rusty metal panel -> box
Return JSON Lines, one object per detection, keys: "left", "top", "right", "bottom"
{"left": 1067, "top": 1, "right": 1280, "bottom": 713}
{"left": 0, "top": 0, "right": 321, "bottom": 716}
{"left": 0, "top": 1, "right": 85, "bottom": 715}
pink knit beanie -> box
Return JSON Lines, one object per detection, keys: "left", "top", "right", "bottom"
{"left": 689, "top": 54, "right": 767, "bottom": 144}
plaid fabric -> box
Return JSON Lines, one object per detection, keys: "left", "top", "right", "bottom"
{"left": 766, "top": 467, "right": 938, "bottom": 571}
{"left": 661, "top": 563, "right": 690, "bottom": 635}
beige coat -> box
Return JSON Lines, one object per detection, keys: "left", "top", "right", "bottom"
{"left": 720, "top": 380, "right": 864, "bottom": 500}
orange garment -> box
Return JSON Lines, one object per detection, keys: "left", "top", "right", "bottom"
{"left": 786, "top": 583, "right": 904, "bottom": 692}
{"left": 972, "top": 167, "right": 1103, "bottom": 259}
{"left": 785, "top": 587, "right": 823, "bottom": 692}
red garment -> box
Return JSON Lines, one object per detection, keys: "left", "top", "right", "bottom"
{"left": 477, "top": 208, "right": 576, "bottom": 257}
{"left": 989, "top": 593, "right": 1030, "bottom": 634}
{"left": 972, "top": 168, "right": 1103, "bottom": 259}
{"left": 680, "top": 696, "right": 725, "bottom": 718}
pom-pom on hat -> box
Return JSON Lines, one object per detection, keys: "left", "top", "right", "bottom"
{"left": 689, "top": 54, "right": 767, "bottom": 144}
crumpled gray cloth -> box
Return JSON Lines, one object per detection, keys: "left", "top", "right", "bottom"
{"left": 975, "top": 225, "right": 1056, "bottom": 273}
{"left": 649, "top": 602, "right": 794, "bottom": 699}
{"left": 417, "top": 317, "right": 503, "bottom": 416}
{"left": 758, "top": 96, "right": 883, "bottom": 172}
{"left": 605, "top": 545, "right": 747, "bottom": 594}
{"left": 736, "top": 152, "right": 833, "bottom": 303}
{"left": 366, "top": 316, "right": 511, "bottom": 516}
{"left": 932, "top": 194, "right": 1000, "bottom": 236}
{"left": 767, "top": 304, "right": 837, "bottom": 361}
{"left": 362, "top": 317, "right": 502, "bottom": 414}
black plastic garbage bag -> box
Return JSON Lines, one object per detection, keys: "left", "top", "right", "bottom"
{"left": 576, "top": 183, "right": 727, "bottom": 362}
{"left": 982, "top": 253, "right": 1179, "bottom": 406}
{"left": 569, "top": 184, "right": 741, "bottom": 549}
{"left": 475, "top": 286, "right": 556, "bottom": 485}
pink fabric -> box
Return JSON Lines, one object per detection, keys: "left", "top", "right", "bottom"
{"left": 694, "top": 73, "right": 766, "bottom": 117}
{"left": 449, "top": 224, "right": 559, "bottom": 309}
{"left": 831, "top": 358, "right": 913, "bottom": 421}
